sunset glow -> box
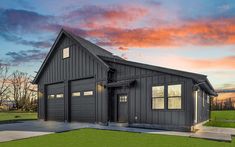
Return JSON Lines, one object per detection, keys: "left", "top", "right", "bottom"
{"left": 0, "top": 0, "right": 235, "bottom": 89}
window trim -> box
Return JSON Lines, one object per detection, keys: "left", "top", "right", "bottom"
{"left": 62, "top": 47, "right": 70, "bottom": 59}
{"left": 167, "top": 84, "right": 182, "bottom": 110}
{"left": 152, "top": 85, "right": 165, "bottom": 110}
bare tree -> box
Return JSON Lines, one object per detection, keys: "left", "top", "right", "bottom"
{"left": 10, "top": 71, "right": 37, "bottom": 111}
{"left": 0, "top": 64, "right": 10, "bottom": 106}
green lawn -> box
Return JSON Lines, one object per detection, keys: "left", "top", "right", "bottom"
{"left": 205, "top": 110, "right": 235, "bottom": 128}
{"left": 0, "top": 129, "right": 234, "bottom": 147}
{"left": 0, "top": 112, "right": 37, "bottom": 123}
{"left": 210, "top": 110, "right": 235, "bottom": 121}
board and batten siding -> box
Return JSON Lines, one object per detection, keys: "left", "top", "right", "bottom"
{"left": 107, "top": 61, "right": 195, "bottom": 129}
{"left": 196, "top": 88, "right": 210, "bottom": 123}
{"left": 37, "top": 34, "right": 108, "bottom": 123}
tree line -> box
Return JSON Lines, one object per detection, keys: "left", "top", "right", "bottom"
{"left": 211, "top": 97, "right": 235, "bottom": 110}
{"left": 0, "top": 64, "right": 37, "bottom": 112}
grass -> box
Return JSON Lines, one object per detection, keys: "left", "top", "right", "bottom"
{"left": 205, "top": 110, "right": 235, "bottom": 128}
{"left": 210, "top": 110, "right": 235, "bottom": 121}
{"left": 0, "top": 129, "right": 234, "bottom": 147}
{"left": 0, "top": 112, "right": 37, "bottom": 123}
{"left": 205, "top": 121, "right": 235, "bottom": 128}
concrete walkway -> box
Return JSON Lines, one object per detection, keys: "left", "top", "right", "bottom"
{"left": 0, "top": 121, "right": 233, "bottom": 142}
{"left": 191, "top": 123, "right": 235, "bottom": 142}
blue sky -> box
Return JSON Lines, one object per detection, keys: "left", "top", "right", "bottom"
{"left": 0, "top": 0, "right": 235, "bottom": 89}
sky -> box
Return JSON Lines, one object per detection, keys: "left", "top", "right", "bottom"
{"left": 0, "top": 0, "right": 235, "bottom": 90}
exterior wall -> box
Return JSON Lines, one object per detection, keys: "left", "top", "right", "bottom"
{"left": 37, "top": 34, "right": 108, "bottom": 123}
{"left": 107, "top": 61, "right": 194, "bottom": 130}
{"left": 196, "top": 88, "right": 210, "bottom": 123}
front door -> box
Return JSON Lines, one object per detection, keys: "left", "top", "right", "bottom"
{"left": 118, "top": 94, "right": 128, "bottom": 122}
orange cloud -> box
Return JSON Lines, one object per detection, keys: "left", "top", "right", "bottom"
{"left": 85, "top": 18, "right": 235, "bottom": 47}
{"left": 128, "top": 53, "right": 235, "bottom": 71}
{"left": 184, "top": 56, "right": 235, "bottom": 70}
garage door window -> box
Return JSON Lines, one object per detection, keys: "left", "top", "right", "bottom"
{"left": 56, "top": 94, "right": 63, "bottom": 98}
{"left": 72, "top": 92, "right": 81, "bottom": 97}
{"left": 48, "top": 95, "right": 55, "bottom": 99}
{"left": 84, "top": 91, "right": 93, "bottom": 96}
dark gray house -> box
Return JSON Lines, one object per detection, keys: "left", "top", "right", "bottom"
{"left": 33, "top": 29, "right": 217, "bottom": 131}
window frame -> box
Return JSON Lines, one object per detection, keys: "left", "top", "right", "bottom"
{"left": 62, "top": 47, "right": 70, "bottom": 59}
{"left": 167, "top": 84, "right": 183, "bottom": 110}
{"left": 152, "top": 85, "right": 165, "bottom": 110}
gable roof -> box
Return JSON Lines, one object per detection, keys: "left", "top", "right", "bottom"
{"left": 33, "top": 28, "right": 114, "bottom": 84}
{"left": 33, "top": 28, "right": 217, "bottom": 96}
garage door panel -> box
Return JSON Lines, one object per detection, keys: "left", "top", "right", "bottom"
{"left": 47, "top": 83, "right": 64, "bottom": 121}
{"left": 71, "top": 78, "right": 95, "bottom": 122}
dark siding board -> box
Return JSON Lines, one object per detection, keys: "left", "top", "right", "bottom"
{"left": 129, "top": 86, "right": 134, "bottom": 123}
{"left": 146, "top": 77, "right": 152, "bottom": 124}
{"left": 135, "top": 78, "right": 141, "bottom": 123}
{"left": 107, "top": 61, "right": 195, "bottom": 128}
{"left": 38, "top": 35, "right": 107, "bottom": 85}
{"left": 140, "top": 77, "right": 146, "bottom": 123}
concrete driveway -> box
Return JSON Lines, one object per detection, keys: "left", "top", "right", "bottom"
{"left": 0, "top": 120, "right": 97, "bottom": 142}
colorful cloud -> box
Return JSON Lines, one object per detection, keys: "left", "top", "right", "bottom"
{"left": 0, "top": 0, "right": 235, "bottom": 89}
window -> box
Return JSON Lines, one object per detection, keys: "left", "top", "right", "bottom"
{"left": 119, "top": 95, "right": 127, "bottom": 102}
{"left": 56, "top": 94, "right": 63, "bottom": 98}
{"left": 48, "top": 94, "right": 55, "bottom": 99}
{"left": 207, "top": 95, "right": 210, "bottom": 104}
{"left": 152, "top": 86, "right": 164, "bottom": 109}
{"left": 72, "top": 92, "right": 81, "bottom": 97}
{"left": 168, "top": 84, "right": 182, "bottom": 109}
{"left": 84, "top": 91, "right": 93, "bottom": 96}
{"left": 63, "top": 47, "right": 70, "bottom": 59}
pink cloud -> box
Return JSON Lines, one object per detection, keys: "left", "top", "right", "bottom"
{"left": 128, "top": 53, "right": 235, "bottom": 71}
{"left": 63, "top": 5, "right": 148, "bottom": 29}
{"left": 78, "top": 18, "right": 235, "bottom": 48}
